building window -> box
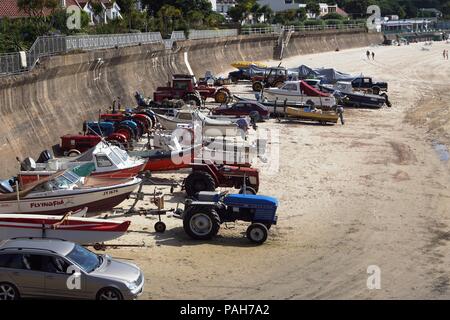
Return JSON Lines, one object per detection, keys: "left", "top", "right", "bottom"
{"left": 285, "top": 0, "right": 293, "bottom": 4}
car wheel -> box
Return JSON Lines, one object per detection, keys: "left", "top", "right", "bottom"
{"left": 97, "top": 287, "right": 123, "bottom": 300}
{"left": 0, "top": 282, "right": 20, "bottom": 300}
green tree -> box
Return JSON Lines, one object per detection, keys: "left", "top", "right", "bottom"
{"left": 306, "top": 1, "right": 321, "bottom": 18}
{"left": 116, "top": 0, "right": 135, "bottom": 15}
{"left": 157, "top": 4, "right": 182, "bottom": 36}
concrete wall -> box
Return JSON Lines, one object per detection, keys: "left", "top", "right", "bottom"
{"left": 0, "top": 30, "right": 383, "bottom": 177}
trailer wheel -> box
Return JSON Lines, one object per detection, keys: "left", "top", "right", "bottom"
{"left": 246, "top": 223, "right": 268, "bottom": 244}
{"left": 154, "top": 221, "right": 166, "bottom": 233}
{"left": 252, "top": 82, "right": 263, "bottom": 92}
{"left": 185, "top": 171, "right": 216, "bottom": 197}
{"left": 381, "top": 93, "right": 391, "bottom": 107}
{"left": 372, "top": 87, "right": 380, "bottom": 95}
{"left": 183, "top": 206, "right": 221, "bottom": 240}
{"left": 67, "top": 149, "right": 81, "bottom": 157}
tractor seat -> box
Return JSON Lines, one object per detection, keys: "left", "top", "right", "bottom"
{"left": 195, "top": 191, "right": 221, "bottom": 202}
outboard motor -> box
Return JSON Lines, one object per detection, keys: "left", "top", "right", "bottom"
{"left": 37, "top": 150, "right": 53, "bottom": 163}
{"left": 21, "top": 157, "right": 36, "bottom": 171}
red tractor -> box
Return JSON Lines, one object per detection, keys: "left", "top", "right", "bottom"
{"left": 59, "top": 134, "right": 128, "bottom": 156}
{"left": 184, "top": 161, "right": 260, "bottom": 197}
{"left": 251, "top": 67, "right": 287, "bottom": 92}
{"left": 153, "top": 74, "right": 231, "bottom": 106}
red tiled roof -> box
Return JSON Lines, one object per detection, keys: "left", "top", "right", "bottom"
{"left": 336, "top": 7, "right": 349, "bottom": 17}
{"left": 0, "top": 0, "right": 54, "bottom": 18}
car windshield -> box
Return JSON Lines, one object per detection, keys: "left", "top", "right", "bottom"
{"left": 66, "top": 244, "right": 102, "bottom": 273}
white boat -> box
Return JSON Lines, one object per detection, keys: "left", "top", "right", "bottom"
{"left": 18, "top": 142, "right": 146, "bottom": 186}
{"left": 155, "top": 109, "right": 242, "bottom": 137}
{"left": 263, "top": 80, "right": 337, "bottom": 112}
{"left": 0, "top": 170, "right": 141, "bottom": 215}
{"left": 0, "top": 208, "right": 131, "bottom": 244}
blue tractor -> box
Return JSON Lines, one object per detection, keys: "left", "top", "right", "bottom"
{"left": 181, "top": 192, "right": 278, "bottom": 244}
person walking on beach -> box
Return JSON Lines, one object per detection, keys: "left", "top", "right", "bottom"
{"left": 443, "top": 50, "right": 446, "bottom": 59}
{"left": 446, "top": 50, "right": 449, "bottom": 60}
{"left": 371, "top": 52, "right": 375, "bottom": 60}
{"left": 366, "top": 50, "right": 370, "bottom": 60}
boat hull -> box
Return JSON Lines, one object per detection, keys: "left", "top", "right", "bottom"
{"left": 286, "top": 107, "right": 339, "bottom": 123}
{"left": 156, "top": 114, "right": 239, "bottom": 137}
{"left": 18, "top": 162, "right": 145, "bottom": 186}
{"left": 0, "top": 178, "right": 141, "bottom": 215}
{"left": 0, "top": 214, "right": 130, "bottom": 243}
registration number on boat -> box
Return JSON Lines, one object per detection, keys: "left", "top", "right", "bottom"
{"left": 103, "top": 189, "right": 119, "bottom": 196}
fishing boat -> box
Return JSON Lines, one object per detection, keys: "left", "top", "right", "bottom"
{"left": 285, "top": 106, "right": 341, "bottom": 124}
{"left": 320, "top": 81, "right": 389, "bottom": 109}
{"left": 155, "top": 109, "right": 242, "bottom": 137}
{"left": 18, "top": 142, "right": 146, "bottom": 186}
{"left": 263, "top": 80, "right": 337, "bottom": 112}
{"left": 0, "top": 208, "right": 131, "bottom": 244}
{"left": 0, "top": 170, "right": 141, "bottom": 215}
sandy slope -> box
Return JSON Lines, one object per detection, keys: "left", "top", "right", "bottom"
{"left": 102, "top": 42, "right": 450, "bottom": 299}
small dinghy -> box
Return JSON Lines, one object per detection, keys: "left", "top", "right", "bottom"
{"left": 285, "top": 106, "right": 341, "bottom": 124}
{"left": 0, "top": 208, "right": 131, "bottom": 244}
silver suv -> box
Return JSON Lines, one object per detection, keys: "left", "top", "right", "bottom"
{"left": 0, "top": 238, "right": 144, "bottom": 300}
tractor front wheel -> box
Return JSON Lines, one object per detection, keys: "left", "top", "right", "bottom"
{"left": 246, "top": 223, "right": 268, "bottom": 244}
{"left": 183, "top": 206, "right": 221, "bottom": 240}
{"left": 214, "top": 89, "right": 229, "bottom": 104}
{"left": 185, "top": 171, "right": 216, "bottom": 197}
{"left": 239, "top": 186, "right": 257, "bottom": 195}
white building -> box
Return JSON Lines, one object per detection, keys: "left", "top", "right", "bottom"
{"left": 209, "top": 0, "right": 217, "bottom": 12}
{"left": 65, "top": 0, "right": 122, "bottom": 25}
{"left": 257, "top": 1, "right": 346, "bottom": 18}
{"left": 217, "top": 0, "right": 236, "bottom": 14}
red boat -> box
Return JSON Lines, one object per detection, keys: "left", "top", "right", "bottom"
{"left": 130, "top": 146, "right": 201, "bottom": 172}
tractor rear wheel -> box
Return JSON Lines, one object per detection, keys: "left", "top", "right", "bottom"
{"left": 67, "top": 149, "right": 81, "bottom": 157}
{"left": 246, "top": 223, "right": 268, "bottom": 244}
{"left": 185, "top": 171, "right": 216, "bottom": 197}
{"left": 183, "top": 206, "right": 221, "bottom": 240}
{"left": 252, "top": 82, "right": 263, "bottom": 92}
{"left": 274, "top": 81, "right": 284, "bottom": 88}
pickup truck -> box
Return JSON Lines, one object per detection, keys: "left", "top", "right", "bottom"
{"left": 351, "top": 77, "right": 388, "bottom": 94}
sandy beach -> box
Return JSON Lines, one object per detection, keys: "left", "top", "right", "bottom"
{"left": 99, "top": 41, "right": 450, "bottom": 299}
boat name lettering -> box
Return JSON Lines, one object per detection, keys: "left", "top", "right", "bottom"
{"left": 30, "top": 200, "right": 65, "bottom": 208}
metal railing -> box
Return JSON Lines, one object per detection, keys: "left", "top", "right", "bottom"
{"left": 188, "top": 29, "right": 238, "bottom": 40}
{"left": 0, "top": 52, "right": 23, "bottom": 75}
{"left": 66, "top": 32, "right": 162, "bottom": 51}
{"left": 242, "top": 23, "right": 365, "bottom": 35}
